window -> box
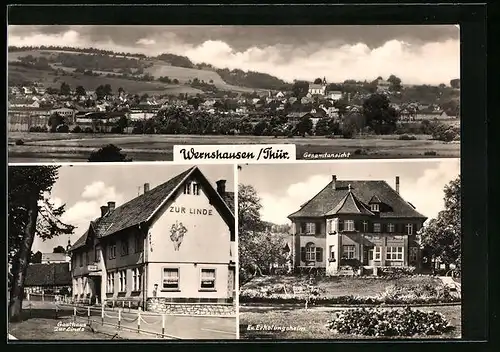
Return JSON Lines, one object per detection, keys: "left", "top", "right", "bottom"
{"left": 305, "top": 223, "right": 316, "bottom": 234}
{"left": 371, "top": 204, "right": 379, "bottom": 212}
{"left": 95, "top": 246, "right": 100, "bottom": 262}
{"left": 118, "top": 270, "right": 127, "bottom": 292}
{"left": 162, "top": 268, "right": 180, "bottom": 290}
{"left": 343, "top": 245, "right": 355, "bottom": 259}
{"left": 193, "top": 183, "right": 200, "bottom": 196}
{"left": 409, "top": 247, "right": 418, "bottom": 262}
{"left": 134, "top": 233, "right": 143, "bottom": 253}
{"left": 106, "top": 272, "right": 115, "bottom": 293}
{"left": 121, "top": 238, "right": 129, "bottom": 256}
{"left": 305, "top": 243, "right": 316, "bottom": 261}
{"left": 406, "top": 224, "right": 414, "bottom": 235}
{"left": 374, "top": 223, "right": 381, "bottom": 233}
{"left": 200, "top": 269, "right": 216, "bottom": 290}
{"left": 108, "top": 242, "right": 116, "bottom": 259}
{"left": 344, "top": 220, "right": 355, "bottom": 232}
{"left": 362, "top": 221, "right": 369, "bottom": 232}
{"left": 329, "top": 245, "right": 335, "bottom": 261}
{"left": 132, "top": 268, "right": 142, "bottom": 292}
{"left": 388, "top": 223, "right": 395, "bottom": 233}
{"left": 386, "top": 246, "right": 404, "bottom": 261}
{"left": 183, "top": 182, "right": 191, "bottom": 195}
{"left": 374, "top": 247, "right": 382, "bottom": 260}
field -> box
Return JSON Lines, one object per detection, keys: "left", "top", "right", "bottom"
{"left": 239, "top": 305, "right": 461, "bottom": 339}
{"left": 8, "top": 132, "right": 460, "bottom": 163}
{"left": 241, "top": 275, "right": 443, "bottom": 298}
{"left": 8, "top": 49, "right": 256, "bottom": 93}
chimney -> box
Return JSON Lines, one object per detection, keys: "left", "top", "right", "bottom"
{"left": 144, "top": 183, "right": 150, "bottom": 194}
{"left": 100, "top": 205, "right": 109, "bottom": 217}
{"left": 395, "top": 176, "right": 400, "bottom": 194}
{"left": 107, "top": 201, "right": 116, "bottom": 212}
{"left": 332, "top": 175, "right": 337, "bottom": 190}
{"left": 216, "top": 180, "right": 226, "bottom": 196}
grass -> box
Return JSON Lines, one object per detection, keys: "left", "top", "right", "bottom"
{"left": 8, "top": 308, "right": 113, "bottom": 340}
{"left": 8, "top": 132, "right": 460, "bottom": 162}
{"left": 239, "top": 305, "right": 461, "bottom": 339}
{"left": 241, "top": 275, "right": 443, "bottom": 298}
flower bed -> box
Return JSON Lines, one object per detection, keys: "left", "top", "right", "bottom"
{"left": 239, "top": 283, "right": 460, "bottom": 305}
{"left": 325, "top": 307, "right": 453, "bottom": 336}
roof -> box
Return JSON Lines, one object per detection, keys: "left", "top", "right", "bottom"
{"left": 288, "top": 180, "right": 427, "bottom": 220}
{"left": 41, "top": 253, "right": 68, "bottom": 262}
{"left": 326, "top": 190, "right": 374, "bottom": 216}
{"left": 69, "top": 166, "right": 234, "bottom": 251}
{"left": 25, "top": 263, "right": 72, "bottom": 287}
{"left": 309, "top": 84, "right": 325, "bottom": 89}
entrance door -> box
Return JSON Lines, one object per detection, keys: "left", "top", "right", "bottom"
{"left": 368, "top": 249, "right": 375, "bottom": 266}
{"left": 93, "top": 277, "right": 101, "bottom": 305}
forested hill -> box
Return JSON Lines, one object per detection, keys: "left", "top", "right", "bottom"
{"left": 8, "top": 46, "right": 290, "bottom": 91}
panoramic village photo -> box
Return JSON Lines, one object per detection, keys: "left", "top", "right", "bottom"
{"left": 7, "top": 25, "right": 460, "bottom": 162}
{"left": 238, "top": 160, "right": 461, "bottom": 339}
{"left": 8, "top": 164, "right": 237, "bottom": 340}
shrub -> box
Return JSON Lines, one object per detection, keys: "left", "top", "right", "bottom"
{"left": 424, "top": 151, "right": 437, "bottom": 156}
{"left": 376, "top": 266, "right": 416, "bottom": 277}
{"left": 72, "top": 126, "right": 83, "bottom": 133}
{"left": 354, "top": 149, "right": 368, "bottom": 156}
{"left": 398, "top": 134, "right": 417, "bottom": 140}
{"left": 29, "top": 126, "right": 48, "bottom": 132}
{"left": 325, "top": 307, "right": 452, "bottom": 336}
{"left": 56, "top": 124, "right": 69, "bottom": 133}
{"left": 84, "top": 127, "right": 94, "bottom": 133}
{"left": 15, "top": 139, "right": 24, "bottom": 145}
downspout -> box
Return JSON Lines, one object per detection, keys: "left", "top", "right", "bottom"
{"left": 140, "top": 223, "right": 148, "bottom": 311}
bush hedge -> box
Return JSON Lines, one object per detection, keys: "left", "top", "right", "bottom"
{"left": 325, "top": 306, "right": 452, "bottom": 336}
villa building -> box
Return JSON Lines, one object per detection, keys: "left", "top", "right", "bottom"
{"left": 68, "top": 166, "right": 236, "bottom": 315}
{"left": 288, "top": 175, "right": 427, "bottom": 276}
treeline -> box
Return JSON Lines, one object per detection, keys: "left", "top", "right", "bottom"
{"left": 155, "top": 53, "right": 195, "bottom": 68}
{"left": 8, "top": 45, "right": 148, "bottom": 59}
{"left": 217, "top": 68, "right": 291, "bottom": 91}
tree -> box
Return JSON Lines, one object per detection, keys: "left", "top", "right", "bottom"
{"left": 8, "top": 166, "right": 75, "bottom": 321}
{"left": 48, "top": 112, "right": 66, "bottom": 133}
{"left": 53, "top": 245, "right": 66, "bottom": 254}
{"left": 238, "top": 184, "right": 288, "bottom": 279}
{"left": 118, "top": 87, "right": 125, "bottom": 95}
{"left": 75, "top": 85, "right": 86, "bottom": 97}
{"left": 59, "top": 82, "right": 71, "bottom": 96}
{"left": 362, "top": 93, "right": 398, "bottom": 134}
{"left": 88, "top": 144, "right": 132, "bottom": 162}
{"left": 419, "top": 176, "right": 461, "bottom": 272}
{"left": 103, "top": 84, "right": 112, "bottom": 97}
{"left": 95, "top": 85, "right": 105, "bottom": 100}
{"left": 313, "top": 78, "right": 323, "bottom": 84}
{"left": 450, "top": 79, "right": 460, "bottom": 89}
{"left": 296, "top": 115, "right": 313, "bottom": 137}
{"left": 292, "top": 81, "right": 309, "bottom": 98}
{"left": 314, "top": 117, "right": 333, "bottom": 136}
{"left": 387, "top": 74, "right": 402, "bottom": 92}
{"left": 31, "top": 251, "right": 42, "bottom": 264}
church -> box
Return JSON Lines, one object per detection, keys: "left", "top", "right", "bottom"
{"left": 308, "top": 77, "right": 328, "bottom": 96}
{"left": 288, "top": 175, "right": 427, "bottom": 276}
{"left": 68, "top": 166, "right": 236, "bottom": 315}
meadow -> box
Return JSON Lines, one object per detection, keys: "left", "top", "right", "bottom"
{"left": 8, "top": 132, "right": 460, "bottom": 162}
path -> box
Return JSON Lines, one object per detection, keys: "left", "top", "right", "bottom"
{"left": 240, "top": 303, "right": 461, "bottom": 313}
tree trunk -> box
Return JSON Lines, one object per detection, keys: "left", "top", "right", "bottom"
{"left": 9, "top": 195, "right": 39, "bottom": 322}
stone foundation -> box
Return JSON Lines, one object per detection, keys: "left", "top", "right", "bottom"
{"left": 147, "top": 298, "right": 235, "bottom": 316}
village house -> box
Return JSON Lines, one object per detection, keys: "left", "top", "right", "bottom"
{"left": 326, "top": 91, "right": 343, "bottom": 101}
{"left": 41, "top": 252, "right": 71, "bottom": 264}
{"left": 24, "top": 262, "right": 72, "bottom": 295}
{"left": 376, "top": 78, "right": 391, "bottom": 92}
{"left": 288, "top": 175, "right": 427, "bottom": 276}
{"left": 67, "top": 166, "right": 236, "bottom": 315}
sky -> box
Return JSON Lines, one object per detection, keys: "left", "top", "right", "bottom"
{"left": 7, "top": 25, "right": 460, "bottom": 85}
{"left": 238, "top": 159, "right": 460, "bottom": 226}
{"left": 31, "top": 164, "right": 234, "bottom": 253}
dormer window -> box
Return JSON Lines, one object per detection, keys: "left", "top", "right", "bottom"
{"left": 371, "top": 204, "right": 379, "bottom": 212}
{"left": 193, "top": 183, "right": 200, "bottom": 196}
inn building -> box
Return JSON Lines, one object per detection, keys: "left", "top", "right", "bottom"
{"left": 288, "top": 175, "right": 427, "bottom": 275}
{"left": 68, "top": 166, "right": 235, "bottom": 315}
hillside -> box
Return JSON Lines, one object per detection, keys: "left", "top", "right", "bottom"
{"left": 8, "top": 48, "right": 269, "bottom": 93}
{"left": 8, "top": 65, "right": 205, "bottom": 95}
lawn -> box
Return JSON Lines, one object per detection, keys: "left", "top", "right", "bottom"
{"left": 8, "top": 132, "right": 460, "bottom": 162}
{"left": 239, "top": 305, "right": 461, "bottom": 340}
{"left": 241, "top": 275, "right": 443, "bottom": 298}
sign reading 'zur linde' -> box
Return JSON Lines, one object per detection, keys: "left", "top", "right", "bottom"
{"left": 169, "top": 206, "right": 213, "bottom": 216}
